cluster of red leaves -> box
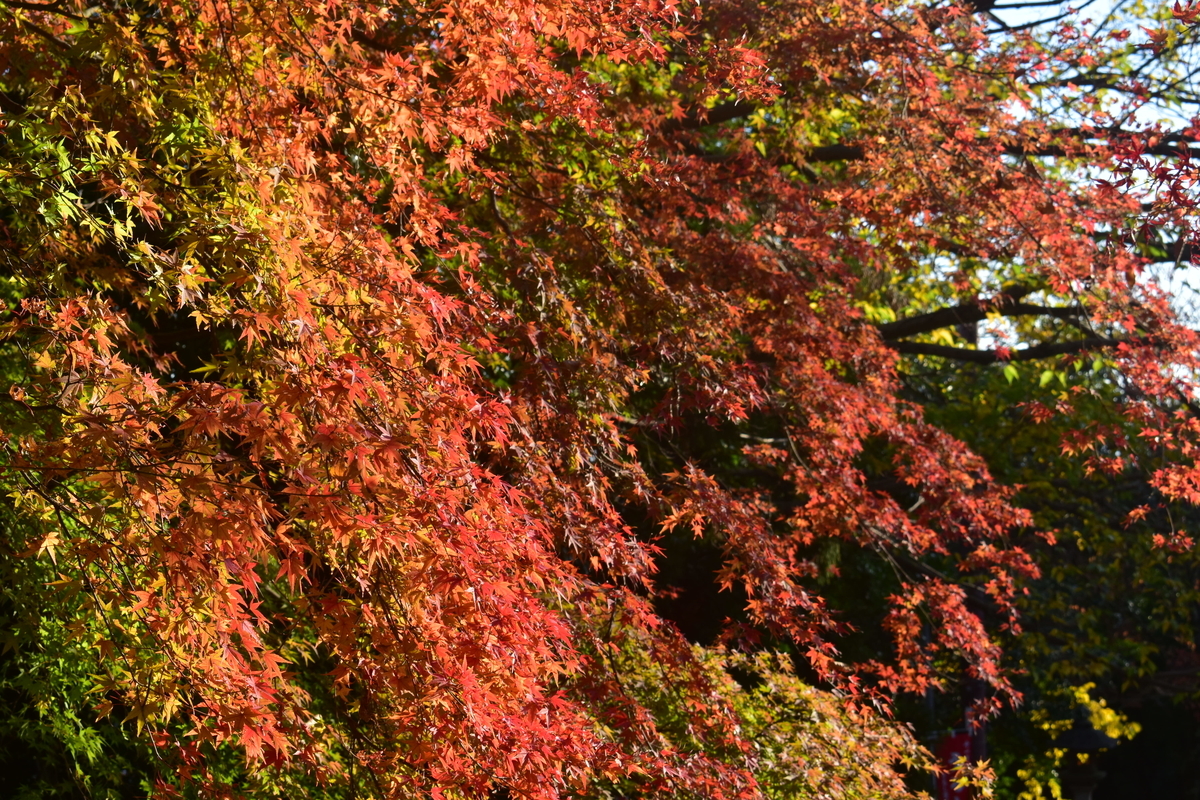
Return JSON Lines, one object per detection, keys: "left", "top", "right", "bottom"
{"left": 0, "top": 0, "right": 1191, "bottom": 795}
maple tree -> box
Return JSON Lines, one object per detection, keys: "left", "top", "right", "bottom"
{"left": 3, "top": 0, "right": 1200, "bottom": 796}
{"left": 894, "top": 354, "right": 1200, "bottom": 796}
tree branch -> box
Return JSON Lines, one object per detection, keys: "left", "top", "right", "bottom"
{"left": 663, "top": 106, "right": 867, "bottom": 164}
{"left": 0, "top": 90, "right": 24, "bottom": 116}
{"left": 806, "top": 143, "right": 867, "bottom": 163}
{"left": 889, "top": 337, "right": 1122, "bottom": 363}
{"left": 661, "top": 101, "right": 758, "bottom": 133}
{"left": 1132, "top": 238, "right": 1198, "bottom": 263}
{"left": 810, "top": 132, "right": 1200, "bottom": 163}
{"left": 0, "top": 0, "right": 83, "bottom": 18}
{"left": 1006, "top": 142, "right": 1200, "bottom": 158}
{"left": 877, "top": 288, "right": 1089, "bottom": 340}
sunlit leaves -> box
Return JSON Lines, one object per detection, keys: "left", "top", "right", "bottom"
{"left": 1, "top": 0, "right": 1198, "bottom": 797}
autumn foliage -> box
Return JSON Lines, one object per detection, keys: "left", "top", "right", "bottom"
{"left": 1, "top": 0, "right": 1199, "bottom": 796}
